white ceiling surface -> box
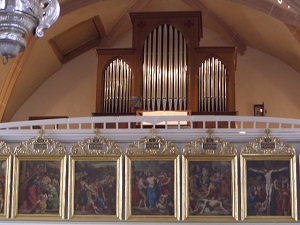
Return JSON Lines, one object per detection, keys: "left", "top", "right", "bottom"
{"left": 1, "top": 0, "right": 300, "bottom": 122}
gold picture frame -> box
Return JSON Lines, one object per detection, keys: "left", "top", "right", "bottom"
{"left": 240, "top": 129, "right": 297, "bottom": 222}
{"left": 182, "top": 129, "right": 238, "bottom": 221}
{"left": 67, "top": 129, "right": 123, "bottom": 221}
{"left": 0, "top": 141, "right": 12, "bottom": 219}
{"left": 124, "top": 128, "right": 180, "bottom": 221}
{"left": 11, "top": 130, "right": 67, "bottom": 220}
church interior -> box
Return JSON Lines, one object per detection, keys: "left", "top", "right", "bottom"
{"left": 0, "top": 0, "right": 300, "bottom": 224}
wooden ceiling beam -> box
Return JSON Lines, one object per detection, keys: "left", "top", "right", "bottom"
{"left": 60, "top": 0, "right": 106, "bottom": 16}
{"left": 0, "top": 35, "right": 36, "bottom": 122}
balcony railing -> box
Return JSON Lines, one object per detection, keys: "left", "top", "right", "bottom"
{"left": 0, "top": 116, "right": 299, "bottom": 142}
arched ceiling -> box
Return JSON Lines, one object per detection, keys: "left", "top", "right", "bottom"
{"left": 0, "top": 0, "right": 299, "bottom": 122}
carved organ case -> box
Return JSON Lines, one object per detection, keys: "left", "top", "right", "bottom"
{"left": 96, "top": 11, "right": 237, "bottom": 115}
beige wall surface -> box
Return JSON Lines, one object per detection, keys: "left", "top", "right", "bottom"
{"left": 11, "top": 28, "right": 300, "bottom": 121}
{"left": 236, "top": 46, "right": 300, "bottom": 118}
{"left": 12, "top": 50, "right": 98, "bottom": 122}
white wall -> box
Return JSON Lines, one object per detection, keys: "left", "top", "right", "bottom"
{"left": 11, "top": 28, "right": 300, "bottom": 121}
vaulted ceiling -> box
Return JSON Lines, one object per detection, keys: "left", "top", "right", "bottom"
{"left": 0, "top": 0, "right": 299, "bottom": 122}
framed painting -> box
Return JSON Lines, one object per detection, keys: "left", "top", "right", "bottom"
{"left": 0, "top": 141, "right": 12, "bottom": 219}
{"left": 124, "top": 128, "right": 180, "bottom": 221}
{"left": 67, "top": 129, "right": 123, "bottom": 221}
{"left": 11, "top": 130, "right": 67, "bottom": 220}
{"left": 240, "top": 129, "right": 297, "bottom": 222}
{"left": 181, "top": 129, "right": 238, "bottom": 222}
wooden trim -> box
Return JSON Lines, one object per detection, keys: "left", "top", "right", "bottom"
{"left": 95, "top": 48, "right": 134, "bottom": 56}
{"left": 49, "top": 16, "right": 105, "bottom": 64}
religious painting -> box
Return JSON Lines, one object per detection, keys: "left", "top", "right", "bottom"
{"left": 11, "top": 130, "right": 66, "bottom": 220}
{"left": 240, "top": 129, "right": 297, "bottom": 222}
{"left": 124, "top": 128, "right": 180, "bottom": 221}
{"left": 67, "top": 130, "right": 122, "bottom": 221}
{"left": 16, "top": 160, "right": 63, "bottom": 214}
{"left": 0, "top": 141, "right": 12, "bottom": 219}
{"left": 246, "top": 160, "right": 290, "bottom": 216}
{"left": 181, "top": 129, "right": 238, "bottom": 222}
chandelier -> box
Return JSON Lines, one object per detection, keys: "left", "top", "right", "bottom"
{"left": 0, "top": 0, "right": 60, "bottom": 63}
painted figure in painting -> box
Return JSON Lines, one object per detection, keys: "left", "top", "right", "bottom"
{"left": 18, "top": 161, "right": 61, "bottom": 214}
{"left": 137, "top": 171, "right": 147, "bottom": 208}
{"left": 74, "top": 161, "right": 117, "bottom": 215}
{"left": 0, "top": 160, "right": 6, "bottom": 213}
{"left": 188, "top": 161, "right": 232, "bottom": 216}
{"left": 197, "top": 198, "right": 229, "bottom": 214}
{"left": 0, "top": 181, "right": 4, "bottom": 213}
{"left": 21, "top": 174, "right": 42, "bottom": 210}
{"left": 131, "top": 161, "right": 174, "bottom": 216}
{"left": 247, "top": 160, "right": 290, "bottom": 216}
{"left": 146, "top": 171, "right": 161, "bottom": 208}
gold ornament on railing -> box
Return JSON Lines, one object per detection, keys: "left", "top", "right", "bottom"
{"left": 14, "top": 129, "right": 66, "bottom": 155}
{"left": 241, "top": 129, "right": 295, "bottom": 155}
{"left": 183, "top": 129, "right": 237, "bottom": 155}
{"left": 70, "top": 129, "right": 122, "bottom": 155}
{"left": 126, "top": 127, "right": 179, "bottom": 155}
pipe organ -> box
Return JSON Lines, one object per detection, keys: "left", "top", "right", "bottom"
{"left": 96, "top": 11, "right": 237, "bottom": 116}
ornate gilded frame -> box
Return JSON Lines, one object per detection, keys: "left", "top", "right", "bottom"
{"left": 11, "top": 130, "right": 67, "bottom": 220}
{"left": 0, "top": 141, "right": 12, "bottom": 219}
{"left": 181, "top": 129, "right": 238, "bottom": 221}
{"left": 124, "top": 128, "right": 180, "bottom": 221}
{"left": 240, "top": 129, "right": 297, "bottom": 222}
{"left": 67, "top": 129, "right": 123, "bottom": 221}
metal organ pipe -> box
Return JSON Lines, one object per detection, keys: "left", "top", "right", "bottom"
{"left": 115, "top": 59, "right": 120, "bottom": 112}
{"left": 178, "top": 34, "right": 183, "bottom": 110}
{"left": 127, "top": 64, "right": 132, "bottom": 113}
{"left": 168, "top": 25, "right": 174, "bottom": 110}
{"left": 143, "top": 42, "right": 147, "bottom": 110}
{"left": 157, "top": 26, "right": 162, "bottom": 110}
{"left": 173, "top": 28, "right": 179, "bottom": 111}
{"left": 119, "top": 60, "right": 124, "bottom": 112}
{"left": 147, "top": 35, "right": 152, "bottom": 111}
{"left": 151, "top": 29, "right": 157, "bottom": 111}
{"left": 183, "top": 39, "right": 187, "bottom": 110}
{"left": 162, "top": 24, "right": 168, "bottom": 111}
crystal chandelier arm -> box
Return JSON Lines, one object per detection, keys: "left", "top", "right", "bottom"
{"left": 35, "top": 0, "right": 60, "bottom": 38}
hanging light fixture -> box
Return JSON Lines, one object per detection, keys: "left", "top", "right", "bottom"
{"left": 0, "top": 0, "right": 60, "bottom": 63}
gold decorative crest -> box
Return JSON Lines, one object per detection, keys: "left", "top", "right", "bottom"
{"left": 69, "top": 129, "right": 122, "bottom": 155}
{"left": 14, "top": 129, "right": 66, "bottom": 155}
{"left": 241, "top": 129, "right": 295, "bottom": 155}
{"left": 125, "top": 127, "right": 179, "bottom": 155}
{"left": 0, "top": 141, "right": 12, "bottom": 155}
{"left": 183, "top": 129, "right": 237, "bottom": 155}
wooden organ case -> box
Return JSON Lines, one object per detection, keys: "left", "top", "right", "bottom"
{"left": 95, "top": 11, "right": 237, "bottom": 120}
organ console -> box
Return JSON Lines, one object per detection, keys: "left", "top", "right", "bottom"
{"left": 95, "top": 11, "right": 237, "bottom": 120}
